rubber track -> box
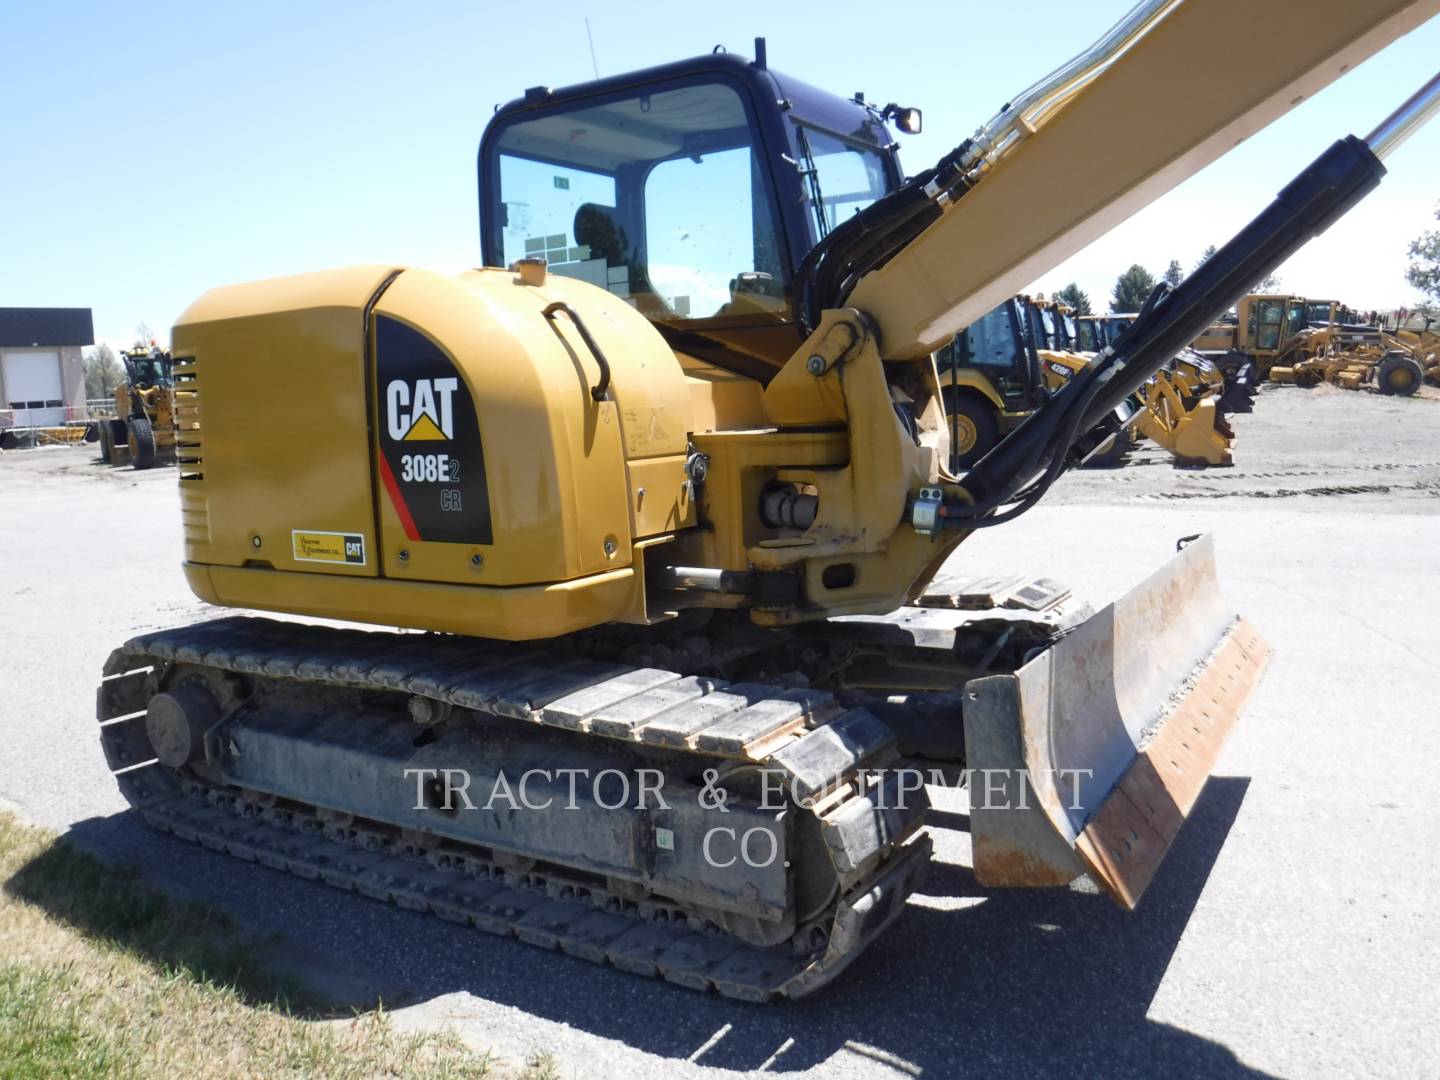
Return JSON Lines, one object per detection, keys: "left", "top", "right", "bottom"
{"left": 98, "top": 616, "right": 932, "bottom": 1001}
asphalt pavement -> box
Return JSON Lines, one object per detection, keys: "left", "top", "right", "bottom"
{"left": 2, "top": 385, "right": 1437, "bottom": 1078}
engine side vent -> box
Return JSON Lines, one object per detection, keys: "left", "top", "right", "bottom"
{"left": 172, "top": 355, "right": 209, "bottom": 547}
{"left": 173, "top": 356, "right": 203, "bottom": 481}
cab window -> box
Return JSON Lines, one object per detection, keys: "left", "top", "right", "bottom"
{"left": 489, "top": 81, "right": 787, "bottom": 323}
{"left": 1287, "top": 302, "right": 1307, "bottom": 336}
{"left": 1253, "top": 300, "right": 1285, "bottom": 350}
{"left": 939, "top": 303, "right": 1026, "bottom": 382}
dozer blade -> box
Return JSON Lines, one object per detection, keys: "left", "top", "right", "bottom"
{"left": 964, "top": 534, "right": 1270, "bottom": 908}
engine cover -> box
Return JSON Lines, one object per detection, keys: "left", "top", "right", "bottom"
{"left": 172, "top": 265, "right": 696, "bottom": 638}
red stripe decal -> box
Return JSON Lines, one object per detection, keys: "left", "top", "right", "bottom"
{"left": 377, "top": 454, "right": 420, "bottom": 541}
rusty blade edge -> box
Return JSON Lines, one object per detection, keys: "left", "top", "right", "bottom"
{"left": 1075, "top": 620, "right": 1273, "bottom": 909}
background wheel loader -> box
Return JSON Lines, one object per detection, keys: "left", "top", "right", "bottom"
{"left": 1388, "top": 319, "right": 1440, "bottom": 385}
{"left": 97, "top": 345, "right": 186, "bottom": 469}
{"left": 96, "top": 0, "right": 1440, "bottom": 1001}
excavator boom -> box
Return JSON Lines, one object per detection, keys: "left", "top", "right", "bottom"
{"left": 836, "top": 0, "right": 1440, "bottom": 358}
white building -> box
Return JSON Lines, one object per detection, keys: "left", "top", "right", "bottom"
{"left": 0, "top": 308, "right": 94, "bottom": 429}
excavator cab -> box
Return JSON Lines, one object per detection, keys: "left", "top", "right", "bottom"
{"left": 477, "top": 46, "right": 908, "bottom": 376}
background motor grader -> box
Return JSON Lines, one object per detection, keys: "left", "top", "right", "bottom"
{"left": 96, "top": 0, "right": 1440, "bottom": 1001}
{"left": 97, "top": 345, "right": 183, "bottom": 469}
{"left": 1268, "top": 301, "right": 1435, "bottom": 395}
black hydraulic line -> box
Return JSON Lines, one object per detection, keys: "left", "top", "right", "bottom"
{"left": 794, "top": 139, "right": 977, "bottom": 331}
{"left": 945, "top": 134, "right": 1386, "bottom": 523}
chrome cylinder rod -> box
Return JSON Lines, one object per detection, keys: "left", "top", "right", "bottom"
{"left": 1366, "top": 70, "right": 1440, "bottom": 160}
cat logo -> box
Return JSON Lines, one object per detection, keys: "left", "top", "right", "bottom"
{"left": 386, "top": 377, "right": 458, "bottom": 441}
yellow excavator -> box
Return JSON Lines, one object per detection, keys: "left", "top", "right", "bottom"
{"left": 96, "top": 2, "right": 1440, "bottom": 1001}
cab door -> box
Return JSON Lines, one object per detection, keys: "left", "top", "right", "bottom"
{"left": 1250, "top": 298, "right": 1286, "bottom": 352}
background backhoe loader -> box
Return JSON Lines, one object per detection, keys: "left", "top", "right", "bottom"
{"left": 96, "top": 0, "right": 1440, "bottom": 1001}
{"left": 1100, "top": 313, "right": 1237, "bottom": 465}
{"left": 936, "top": 296, "right": 1091, "bottom": 470}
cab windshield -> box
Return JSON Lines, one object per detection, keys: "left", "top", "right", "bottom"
{"left": 487, "top": 81, "right": 788, "bottom": 323}
{"left": 124, "top": 353, "right": 172, "bottom": 388}
{"left": 1035, "top": 308, "right": 1057, "bottom": 348}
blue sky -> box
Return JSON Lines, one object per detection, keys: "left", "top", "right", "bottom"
{"left": 4, "top": 1, "right": 1438, "bottom": 348}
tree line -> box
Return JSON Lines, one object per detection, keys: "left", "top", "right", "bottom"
{"left": 1050, "top": 245, "right": 1279, "bottom": 316}
{"left": 1052, "top": 203, "right": 1440, "bottom": 322}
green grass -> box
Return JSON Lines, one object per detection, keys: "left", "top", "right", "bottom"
{"left": 0, "top": 965, "right": 127, "bottom": 1079}
{"left": 0, "top": 811, "right": 541, "bottom": 1079}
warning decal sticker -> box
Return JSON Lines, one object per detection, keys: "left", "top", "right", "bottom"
{"left": 375, "top": 315, "right": 493, "bottom": 545}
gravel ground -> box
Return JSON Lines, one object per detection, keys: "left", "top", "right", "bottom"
{"left": 2, "top": 383, "right": 1438, "bottom": 1078}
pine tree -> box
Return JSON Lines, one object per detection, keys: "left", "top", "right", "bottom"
{"left": 1163, "top": 259, "right": 1184, "bottom": 286}
{"left": 1110, "top": 265, "right": 1157, "bottom": 313}
{"left": 1053, "top": 282, "right": 1092, "bottom": 315}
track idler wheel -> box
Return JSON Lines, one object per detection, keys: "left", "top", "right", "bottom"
{"left": 145, "top": 682, "right": 221, "bottom": 767}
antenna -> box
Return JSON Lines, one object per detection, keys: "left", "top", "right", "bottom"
{"left": 585, "top": 18, "right": 600, "bottom": 79}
